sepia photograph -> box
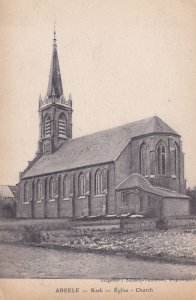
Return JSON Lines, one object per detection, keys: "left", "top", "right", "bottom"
{"left": 0, "top": 0, "right": 196, "bottom": 299}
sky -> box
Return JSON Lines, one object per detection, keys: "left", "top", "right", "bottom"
{"left": 0, "top": 0, "right": 196, "bottom": 187}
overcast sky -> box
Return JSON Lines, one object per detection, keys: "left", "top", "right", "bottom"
{"left": 0, "top": 0, "right": 196, "bottom": 187}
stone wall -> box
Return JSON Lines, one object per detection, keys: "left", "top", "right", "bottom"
{"left": 167, "top": 216, "right": 196, "bottom": 228}
{"left": 121, "top": 218, "right": 156, "bottom": 231}
{"left": 121, "top": 216, "right": 196, "bottom": 231}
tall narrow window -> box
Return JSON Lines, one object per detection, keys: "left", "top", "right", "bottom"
{"left": 44, "top": 115, "right": 51, "bottom": 137}
{"left": 37, "top": 180, "right": 43, "bottom": 202}
{"left": 63, "top": 176, "right": 70, "bottom": 198}
{"left": 122, "top": 192, "right": 129, "bottom": 206}
{"left": 95, "top": 169, "right": 103, "bottom": 195}
{"left": 174, "top": 143, "right": 179, "bottom": 175}
{"left": 140, "top": 197, "right": 145, "bottom": 211}
{"left": 140, "top": 143, "right": 149, "bottom": 175}
{"left": 49, "top": 178, "right": 55, "bottom": 199}
{"left": 58, "top": 113, "right": 66, "bottom": 137}
{"left": 157, "top": 142, "right": 166, "bottom": 175}
{"left": 78, "top": 173, "right": 85, "bottom": 197}
{"left": 24, "top": 182, "right": 29, "bottom": 203}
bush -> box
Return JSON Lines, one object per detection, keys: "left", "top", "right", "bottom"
{"left": 155, "top": 217, "right": 168, "bottom": 230}
{"left": 22, "top": 225, "right": 43, "bottom": 243}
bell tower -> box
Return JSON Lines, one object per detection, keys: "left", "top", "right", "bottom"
{"left": 37, "top": 29, "right": 73, "bottom": 154}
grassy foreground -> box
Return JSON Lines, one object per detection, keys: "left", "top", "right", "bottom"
{"left": 0, "top": 219, "right": 195, "bottom": 265}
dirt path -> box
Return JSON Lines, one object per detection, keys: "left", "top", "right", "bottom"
{"left": 0, "top": 243, "right": 195, "bottom": 279}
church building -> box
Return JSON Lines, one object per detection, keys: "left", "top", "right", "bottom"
{"left": 16, "top": 31, "right": 190, "bottom": 219}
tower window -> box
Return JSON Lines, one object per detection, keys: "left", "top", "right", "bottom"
{"left": 140, "top": 143, "right": 149, "bottom": 176}
{"left": 157, "top": 142, "right": 166, "bottom": 175}
{"left": 58, "top": 113, "right": 66, "bottom": 137}
{"left": 44, "top": 115, "right": 51, "bottom": 137}
{"left": 78, "top": 173, "right": 86, "bottom": 197}
{"left": 95, "top": 169, "right": 103, "bottom": 195}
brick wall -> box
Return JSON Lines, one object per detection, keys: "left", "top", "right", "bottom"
{"left": 115, "top": 142, "right": 131, "bottom": 186}
{"left": 59, "top": 199, "right": 73, "bottom": 218}
{"left": 116, "top": 189, "right": 162, "bottom": 217}
{"left": 17, "top": 162, "right": 115, "bottom": 218}
{"left": 130, "top": 134, "right": 186, "bottom": 193}
{"left": 162, "top": 198, "right": 190, "bottom": 217}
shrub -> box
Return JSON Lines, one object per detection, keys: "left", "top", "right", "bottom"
{"left": 155, "top": 217, "right": 168, "bottom": 230}
{"left": 22, "top": 225, "right": 43, "bottom": 243}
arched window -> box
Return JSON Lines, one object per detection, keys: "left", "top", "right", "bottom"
{"left": 95, "top": 169, "right": 103, "bottom": 195}
{"left": 140, "top": 143, "right": 149, "bottom": 175}
{"left": 58, "top": 113, "right": 66, "bottom": 137}
{"left": 24, "top": 182, "right": 29, "bottom": 203}
{"left": 44, "top": 115, "right": 51, "bottom": 137}
{"left": 148, "top": 195, "right": 151, "bottom": 207}
{"left": 78, "top": 173, "right": 86, "bottom": 197}
{"left": 63, "top": 176, "right": 70, "bottom": 198}
{"left": 49, "top": 178, "right": 55, "bottom": 199}
{"left": 37, "top": 180, "right": 43, "bottom": 202}
{"left": 174, "top": 143, "right": 179, "bottom": 175}
{"left": 140, "top": 197, "right": 145, "bottom": 211}
{"left": 157, "top": 142, "right": 166, "bottom": 175}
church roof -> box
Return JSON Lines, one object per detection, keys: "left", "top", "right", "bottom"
{"left": 22, "top": 116, "right": 179, "bottom": 179}
{"left": 115, "top": 174, "right": 189, "bottom": 199}
{"left": 46, "top": 30, "right": 64, "bottom": 98}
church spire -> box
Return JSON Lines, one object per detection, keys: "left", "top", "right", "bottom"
{"left": 46, "top": 28, "right": 64, "bottom": 98}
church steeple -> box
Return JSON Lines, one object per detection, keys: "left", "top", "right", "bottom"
{"left": 47, "top": 29, "right": 64, "bottom": 99}
{"left": 38, "top": 29, "right": 73, "bottom": 155}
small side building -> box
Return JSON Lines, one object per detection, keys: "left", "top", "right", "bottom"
{"left": 0, "top": 185, "right": 16, "bottom": 218}
{"left": 116, "top": 174, "right": 190, "bottom": 218}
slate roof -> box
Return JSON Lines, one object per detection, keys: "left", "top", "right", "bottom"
{"left": 22, "top": 116, "right": 179, "bottom": 179}
{"left": 8, "top": 186, "right": 17, "bottom": 196}
{"left": 47, "top": 31, "right": 64, "bottom": 99}
{"left": 116, "top": 174, "right": 189, "bottom": 199}
{"left": 0, "top": 185, "right": 15, "bottom": 198}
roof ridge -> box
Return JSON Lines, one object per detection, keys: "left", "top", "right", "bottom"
{"left": 65, "top": 116, "right": 160, "bottom": 143}
{"left": 116, "top": 173, "right": 152, "bottom": 189}
{"left": 154, "top": 186, "right": 186, "bottom": 194}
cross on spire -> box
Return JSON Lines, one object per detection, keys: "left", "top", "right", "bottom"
{"left": 53, "top": 24, "right": 57, "bottom": 47}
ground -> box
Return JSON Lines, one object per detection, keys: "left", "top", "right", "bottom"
{"left": 0, "top": 243, "right": 195, "bottom": 279}
{"left": 0, "top": 218, "right": 195, "bottom": 280}
{"left": 0, "top": 218, "right": 195, "bottom": 266}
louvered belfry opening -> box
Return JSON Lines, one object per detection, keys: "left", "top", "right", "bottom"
{"left": 44, "top": 115, "right": 51, "bottom": 137}
{"left": 58, "top": 114, "right": 66, "bottom": 137}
